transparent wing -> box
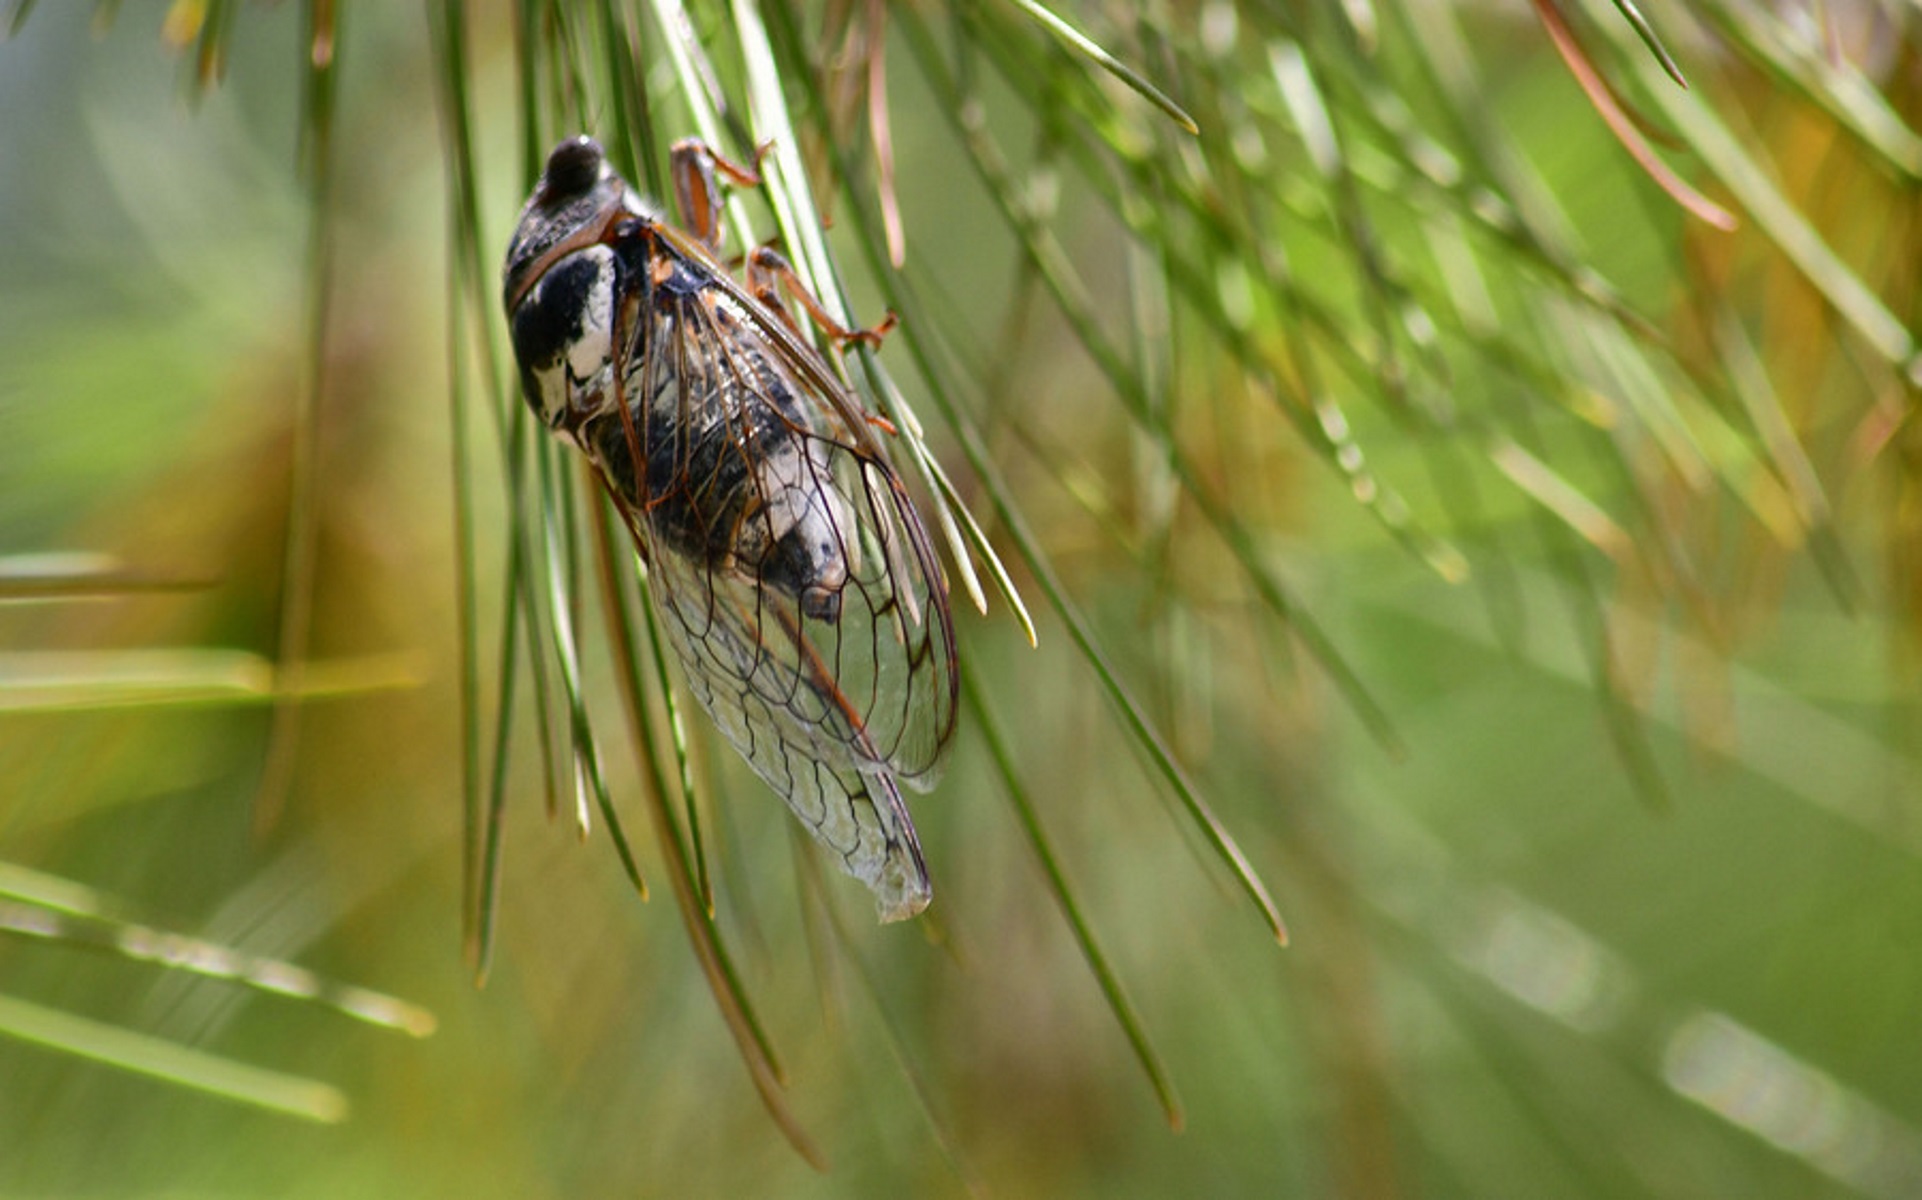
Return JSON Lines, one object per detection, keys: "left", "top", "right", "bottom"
{"left": 644, "top": 558, "right": 934, "bottom": 920}
{"left": 606, "top": 267, "right": 957, "bottom": 920}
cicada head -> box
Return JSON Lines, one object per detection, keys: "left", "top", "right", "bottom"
{"left": 502, "top": 137, "right": 652, "bottom": 433}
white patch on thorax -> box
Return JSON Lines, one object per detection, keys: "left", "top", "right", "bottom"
{"left": 565, "top": 245, "right": 618, "bottom": 383}
{"left": 530, "top": 244, "right": 621, "bottom": 426}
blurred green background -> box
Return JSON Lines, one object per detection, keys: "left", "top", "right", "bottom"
{"left": 4, "top": 1, "right": 1921, "bottom": 1196}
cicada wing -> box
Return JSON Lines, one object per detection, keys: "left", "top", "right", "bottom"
{"left": 643, "top": 285, "right": 960, "bottom": 786}
{"left": 832, "top": 448, "right": 959, "bottom": 791}
{"left": 605, "top": 252, "right": 957, "bottom": 919}
{"left": 641, "top": 552, "right": 932, "bottom": 921}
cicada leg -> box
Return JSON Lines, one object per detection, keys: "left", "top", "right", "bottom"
{"left": 744, "top": 244, "right": 896, "bottom": 348}
{"left": 669, "top": 137, "right": 769, "bottom": 253}
{"left": 745, "top": 245, "right": 901, "bottom": 436}
{"left": 670, "top": 137, "right": 902, "bottom": 433}
{"left": 668, "top": 137, "right": 897, "bottom": 349}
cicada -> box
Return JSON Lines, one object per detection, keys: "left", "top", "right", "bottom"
{"left": 501, "top": 136, "right": 958, "bottom": 921}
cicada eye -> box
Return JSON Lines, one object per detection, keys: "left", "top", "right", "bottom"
{"left": 541, "top": 136, "right": 605, "bottom": 202}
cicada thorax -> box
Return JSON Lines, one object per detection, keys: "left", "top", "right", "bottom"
{"left": 582, "top": 234, "right": 859, "bottom": 624}
{"left": 502, "top": 139, "right": 642, "bottom": 436}
{"left": 503, "top": 233, "right": 647, "bottom": 448}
